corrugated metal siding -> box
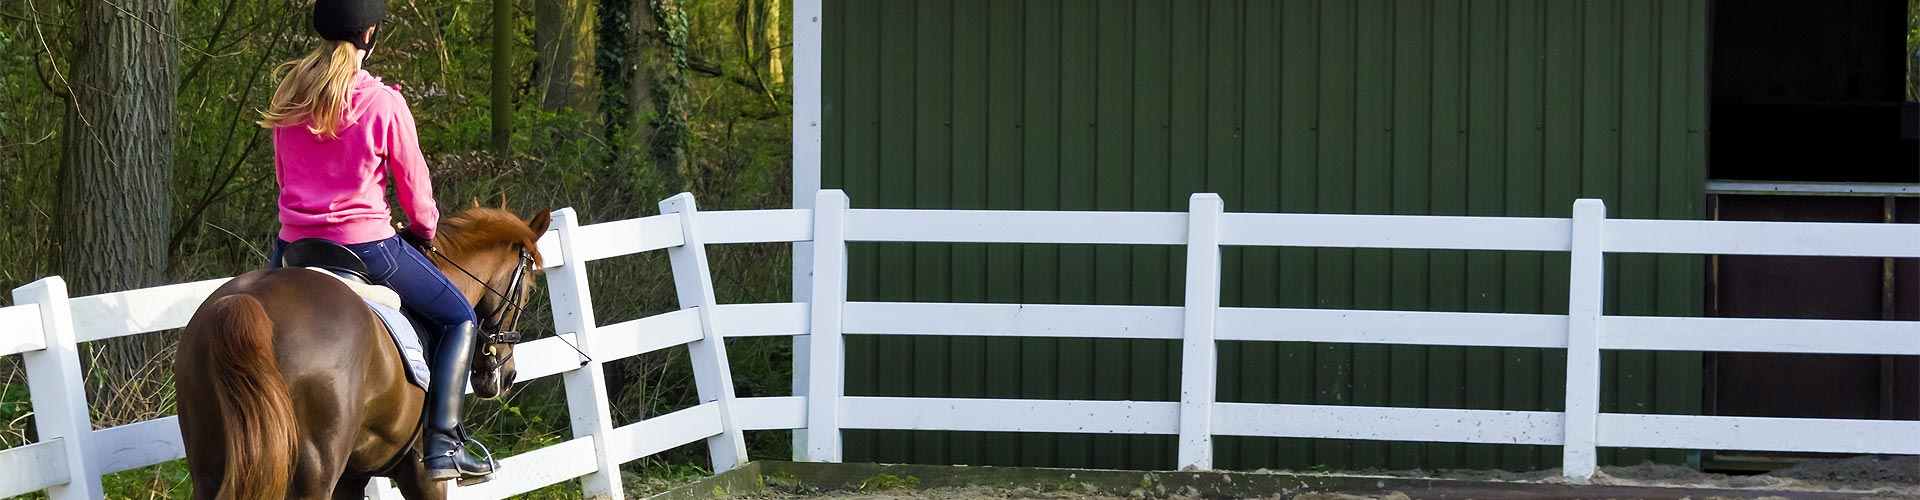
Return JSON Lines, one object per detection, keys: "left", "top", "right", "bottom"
{"left": 822, "top": 0, "right": 1708, "bottom": 472}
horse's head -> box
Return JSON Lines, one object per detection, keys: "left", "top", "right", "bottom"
{"left": 428, "top": 199, "right": 551, "bottom": 400}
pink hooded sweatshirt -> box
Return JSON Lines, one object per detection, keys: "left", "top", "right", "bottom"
{"left": 273, "top": 70, "right": 437, "bottom": 244}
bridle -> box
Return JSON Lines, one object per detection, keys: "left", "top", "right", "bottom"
{"left": 480, "top": 247, "right": 533, "bottom": 347}
{"left": 426, "top": 244, "right": 535, "bottom": 373}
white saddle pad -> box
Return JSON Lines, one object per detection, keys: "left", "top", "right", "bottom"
{"left": 306, "top": 267, "right": 403, "bottom": 310}
{"left": 305, "top": 268, "right": 429, "bottom": 388}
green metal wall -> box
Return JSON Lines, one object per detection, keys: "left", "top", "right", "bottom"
{"left": 820, "top": 0, "right": 1709, "bottom": 472}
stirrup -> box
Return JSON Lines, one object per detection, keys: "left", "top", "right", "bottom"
{"left": 425, "top": 436, "right": 499, "bottom": 486}
{"left": 453, "top": 438, "right": 499, "bottom": 486}
{"left": 466, "top": 438, "right": 499, "bottom": 469}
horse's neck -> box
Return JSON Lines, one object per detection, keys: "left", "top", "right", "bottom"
{"left": 434, "top": 251, "right": 496, "bottom": 307}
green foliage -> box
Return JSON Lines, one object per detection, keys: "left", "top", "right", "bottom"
{"left": 596, "top": 0, "right": 639, "bottom": 154}
{"left": 623, "top": 461, "right": 714, "bottom": 497}
{"left": 1908, "top": 0, "right": 1918, "bottom": 101}
{"left": 0, "top": 379, "right": 29, "bottom": 446}
{"left": 649, "top": 0, "right": 695, "bottom": 192}
{"left": 101, "top": 462, "right": 194, "bottom": 499}
{"left": 0, "top": 0, "right": 67, "bottom": 287}
{"left": 857, "top": 474, "right": 922, "bottom": 492}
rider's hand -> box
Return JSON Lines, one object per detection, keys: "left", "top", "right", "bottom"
{"left": 397, "top": 222, "right": 434, "bottom": 251}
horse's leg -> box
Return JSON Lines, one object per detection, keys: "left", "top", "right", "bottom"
{"left": 288, "top": 372, "right": 364, "bottom": 499}
{"left": 393, "top": 452, "right": 449, "bottom": 500}
{"left": 178, "top": 390, "right": 225, "bottom": 500}
{"left": 288, "top": 439, "right": 353, "bottom": 500}
{"left": 332, "top": 475, "right": 371, "bottom": 500}
{"left": 188, "top": 470, "right": 222, "bottom": 500}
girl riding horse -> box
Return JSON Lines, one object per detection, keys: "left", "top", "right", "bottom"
{"left": 177, "top": 206, "right": 542, "bottom": 499}
{"left": 177, "top": 0, "right": 524, "bottom": 497}
{"left": 258, "top": 0, "right": 492, "bottom": 483}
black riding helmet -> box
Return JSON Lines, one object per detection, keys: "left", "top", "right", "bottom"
{"left": 313, "top": 0, "right": 386, "bottom": 50}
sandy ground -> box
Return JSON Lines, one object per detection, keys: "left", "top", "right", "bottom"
{"left": 748, "top": 484, "right": 1135, "bottom": 500}
{"left": 1249, "top": 455, "right": 1920, "bottom": 498}
{"left": 746, "top": 456, "right": 1919, "bottom": 499}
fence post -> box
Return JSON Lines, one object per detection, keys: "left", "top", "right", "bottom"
{"left": 1562, "top": 199, "right": 1607, "bottom": 482}
{"left": 362, "top": 478, "right": 405, "bottom": 500}
{"left": 12, "top": 277, "right": 103, "bottom": 500}
{"left": 789, "top": 0, "right": 826, "bottom": 461}
{"left": 802, "top": 190, "right": 849, "bottom": 462}
{"left": 1177, "top": 194, "right": 1224, "bottom": 470}
{"left": 545, "top": 208, "right": 626, "bottom": 499}
{"left": 660, "top": 193, "right": 751, "bottom": 472}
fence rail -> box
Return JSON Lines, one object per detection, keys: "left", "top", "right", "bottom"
{"left": 2, "top": 190, "right": 1915, "bottom": 499}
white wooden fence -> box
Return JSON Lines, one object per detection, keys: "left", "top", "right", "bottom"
{"left": 2, "top": 190, "right": 1915, "bottom": 499}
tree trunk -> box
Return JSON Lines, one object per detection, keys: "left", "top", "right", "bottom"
{"left": 766, "top": 0, "right": 783, "bottom": 86}
{"left": 58, "top": 0, "right": 177, "bottom": 423}
{"left": 647, "top": 0, "right": 690, "bottom": 193}
{"left": 594, "top": 0, "right": 654, "bottom": 166}
{"left": 630, "top": 0, "right": 656, "bottom": 147}
{"left": 534, "top": 0, "right": 586, "bottom": 110}
{"left": 593, "top": 0, "right": 629, "bottom": 137}
{"left": 492, "top": 0, "right": 512, "bottom": 161}
{"left": 61, "top": 0, "right": 175, "bottom": 294}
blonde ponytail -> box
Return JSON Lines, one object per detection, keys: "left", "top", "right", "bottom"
{"left": 258, "top": 41, "right": 362, "bottom": 138}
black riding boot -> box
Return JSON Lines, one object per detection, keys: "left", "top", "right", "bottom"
{"left": 424, "top": 320, "right": 496, "bottom": 482}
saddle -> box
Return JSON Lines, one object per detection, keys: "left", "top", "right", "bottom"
{"left": 279, "top": 239, "right": 403, "bottom": 307}
{"left": 280, "top": 238, "right": 430, "bottom": 389}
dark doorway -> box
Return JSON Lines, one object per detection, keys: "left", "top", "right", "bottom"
{"left": 1703, "top": 0, "right": 1919, "bottom": 471}
{"left": 1708, "top": 0, "right": 1916, "bottom": 182}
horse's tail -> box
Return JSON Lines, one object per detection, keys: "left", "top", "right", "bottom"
{"left": 202, "top": 294, "right": 296, "bottom": 500}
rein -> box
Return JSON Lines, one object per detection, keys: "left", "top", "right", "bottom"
{"left": 421, "top": 243, "right": 591, "bottom": 365}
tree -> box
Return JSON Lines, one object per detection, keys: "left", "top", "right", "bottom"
{"left": 764, "top": 0, "right": 782, "bottom": 86}
{"left": 595, "top": 0, "right": 654, "bottom": 162}
{"left": 56, "top": 0, "right": 178, "bottom": 415}
{"left": 534, "top": 0, "right": 591, "bottom": 110}
{"left": 493, "top": 0, "right": 512, "bottom": 160}
{"left": 648, "top": 0, "right": 691, "bottom": 192}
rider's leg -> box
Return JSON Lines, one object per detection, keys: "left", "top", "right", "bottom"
{"left": 422, "top": 319, "right": 490, "bottom": 480}
{"left": 346, "top": 236, "right": 494, "bottom": 480}
{"left": 267, "top": 239, "right": 288, "bottom": 269}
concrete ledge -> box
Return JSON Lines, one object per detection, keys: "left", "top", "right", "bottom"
{"left": 645, "top": 462, "right": 770, "bottom": 500}
{"left": 648, "top": 461, "right": 1874, "bottom": 499}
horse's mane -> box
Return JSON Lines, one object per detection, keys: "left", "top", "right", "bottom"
{"left": 434, "top": 207, "right": 545, "bottom": 268}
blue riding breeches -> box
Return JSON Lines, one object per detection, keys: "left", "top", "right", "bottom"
{"left": 269, "top": 235, "right": 479, "bottom": 346}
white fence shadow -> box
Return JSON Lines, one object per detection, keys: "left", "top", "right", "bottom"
{"left": 3, "top": 190, "right": 1916, "bottom": 499}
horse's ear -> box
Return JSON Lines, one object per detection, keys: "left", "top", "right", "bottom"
{"left": 469, "top": 198, "right": 482, "bottom": 209}
{"left": 527, "top": 210, "right": 552, "bottom": 235}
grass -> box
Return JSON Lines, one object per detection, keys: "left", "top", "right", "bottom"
{"left": 856, "top": 474, "right": 921, "bottom": 492}
{"left": 100, "top": 462, "right": 193, "bottom": 500}
{"left": 624, "top": 461, "right": 716, "bottom": 497}
{"left": 1, "top": 369, "right": 30, "bottom": 446}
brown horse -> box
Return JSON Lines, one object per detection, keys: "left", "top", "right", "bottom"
{"left": 175, "top": 205, "right": 549, "bottom": 500}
